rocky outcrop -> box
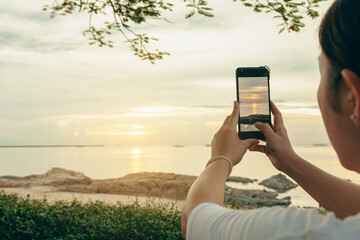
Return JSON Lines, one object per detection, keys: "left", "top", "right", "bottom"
{"left": 224, "top": 186, "right": 291, "bottom": 207}
{"left": 226, "top": 176, "right": 257, "bottom": 184}
{"left": 0, "top": 168, "right": 92, "bottom": 188}
{"left": 259, "top": 174, "right": 297, "bottom": 193}
{"left": 0, "top": 169, "right": 196, "bottom": 200}
{"left": 0, "top": 168, "right": 292, "bottom": 207}
{"left": 60, "top": 172, "right": 197, "bottom": 200}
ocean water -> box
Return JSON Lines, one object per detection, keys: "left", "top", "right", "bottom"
{"left": 1, "top": 145, "right": 359, "bottom": 207}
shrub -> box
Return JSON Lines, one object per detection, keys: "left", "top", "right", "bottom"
{"left": 0, "top": 192, "right": 183, "bottom": 240}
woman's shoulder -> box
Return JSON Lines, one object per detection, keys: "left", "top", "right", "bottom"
{"left": 187, "top": 203, "right": 360, "bottom": 240}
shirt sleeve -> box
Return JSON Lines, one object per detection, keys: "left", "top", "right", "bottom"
{"left": 186, "top": 203, "right": 360, "bottom": 240}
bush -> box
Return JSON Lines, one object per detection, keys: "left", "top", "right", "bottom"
{"left": 0, "top": 192, "right": 183, "bottom": 240}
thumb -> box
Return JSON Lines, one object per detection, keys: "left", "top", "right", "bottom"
{"left": 243, "top": 139, "right": 260, "bottom": 149}
{"left": 255, "top": 122, "right": 275, "bottom": 140}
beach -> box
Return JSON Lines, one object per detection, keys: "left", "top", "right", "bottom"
{"left": 0, "top": 167, "right": 296, "bottom": 209}
{"left": 1, "top": 145, "right": 359, "bottom": 208}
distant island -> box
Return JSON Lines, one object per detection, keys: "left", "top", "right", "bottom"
{"left": 239, "top": 114, "right": 270, "bottom": 125}
{"left": 0, "top": 145, "right": 104, "bottom": 148}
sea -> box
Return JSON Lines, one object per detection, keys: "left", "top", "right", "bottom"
{"left": 1, "top": 145, "right": 359, "bottom": 208}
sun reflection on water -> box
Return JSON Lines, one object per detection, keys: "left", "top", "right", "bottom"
{"left": 251, "top": 103, "right": 257, "bottom": 114}
{"left": 131, "top": 148, "right": 142, "bottom": 173}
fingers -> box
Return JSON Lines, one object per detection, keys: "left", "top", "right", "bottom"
{"left": 242, "top": 139, "right": 260, "bottom": 149}
{"left": 255, "top": 122, "right": 275, "bottom": 140}
{"left": 222, "top": 115, "right": 231, "bottom": 128}
{"left": 228, "top": 101, "right": 239, "bottom": 128}
{"left": 249, "top": 144, "right": 267, "bottom": 154}
{"left": 270, "top": 101, "right": 284, "bottom": 127}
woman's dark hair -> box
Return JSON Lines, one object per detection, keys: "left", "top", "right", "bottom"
{"left": 319, "top": 0, "right": 360, "bottom": 112}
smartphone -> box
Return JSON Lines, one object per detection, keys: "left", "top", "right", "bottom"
{"left": 236, "top": 66, "right": 271, "bottom": 140}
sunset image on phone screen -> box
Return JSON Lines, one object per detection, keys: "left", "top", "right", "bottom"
{"left": 238, "top": 77, "right": 270, "bottom": 132}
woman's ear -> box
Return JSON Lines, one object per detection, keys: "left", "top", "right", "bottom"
{"left": 342, "top": 69, "right": 360, "bottom": 126}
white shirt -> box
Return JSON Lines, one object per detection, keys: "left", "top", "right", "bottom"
{"left": 186, "top": 203, "right": 360, "bottom": 240}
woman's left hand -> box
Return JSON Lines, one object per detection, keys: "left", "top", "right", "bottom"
{"left": 211, "top": 101, "right": 259, "bottom": 166}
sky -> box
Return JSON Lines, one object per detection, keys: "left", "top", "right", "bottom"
{"left": 0, "top": 0, "right": 335, "bottom": 146}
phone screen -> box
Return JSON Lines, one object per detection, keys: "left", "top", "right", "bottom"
{"left": 237, "top": 77, "right": 270, "bottom": 132}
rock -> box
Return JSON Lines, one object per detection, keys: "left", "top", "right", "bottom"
{"left": 259, "top": 174, "right": 297, "bottom": 193}
{"left": 0, "top": 168, "right": 92, "bottom": 188}
{"left": 41, "top": 168, "right": 92, "bottom": 186}
{"left": 0, "top": 168, "right": 294, "bottom": 206}
{"left": 58, "top": 172, "right": 197, "bottom": 200}
{"left": 0, "top": 170, "right": 196, "bottom": 200}
{"left": 224, "top": 186, "right": 291, "bottom": 207}
{"left": 226, "top": 176, "right": 257, "bottom": 184}
{"left": 0, "top": 180, "right": 17, "bottom": 188}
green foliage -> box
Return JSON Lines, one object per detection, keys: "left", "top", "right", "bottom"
{"left": 0, "top": 192, "right": 183, "bottom": 239}
{"left": 296, "top": 205, "right": 329, "bottom": 216}
{"left": 234, "top": 0, "right": 328, "bottom": 33}
{"left": 317, "top": 205, "right": 328, "bottom": 215}
{"left": 185, "top": 0, "right": 214, "bottom": 19}
{"left": 42, "top": 0, "right": 327, "bottom": 63}
{"left": 43, "top": 0, "right": 213, "bottom": 64}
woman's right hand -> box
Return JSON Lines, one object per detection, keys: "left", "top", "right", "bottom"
{"left": 249, "top": 101, "right": 299, "bottom": 172}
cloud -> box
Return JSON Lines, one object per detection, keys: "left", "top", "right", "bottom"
{"left": 0, "top": 0, "right": 334, "bottom": 145}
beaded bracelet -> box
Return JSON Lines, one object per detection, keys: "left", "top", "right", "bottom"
{"left": 206, "top": 155, "right": 233, "bottom": 177}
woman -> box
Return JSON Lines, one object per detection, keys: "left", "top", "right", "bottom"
{"left": 181, "top": 0, "right": 360, "bottom": 239}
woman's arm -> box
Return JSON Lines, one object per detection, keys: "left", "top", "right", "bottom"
{"left": 181, "top": 101, "right": 258, "bottom": 238}
{"left": 181, "top": 160, "right": 230, "bottom": 238}
{"left": 251, "top": 101, "right": 360, "bottom": 219}
{"left": 279, "top": 154, "right": 360, "bottom": 220}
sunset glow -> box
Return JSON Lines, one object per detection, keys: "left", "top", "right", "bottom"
{"left": 132, "top": 148, "right": 141, "bottom": 155}
{"left": 0, "top": 0, "right": 333, "bottom": 146}
{"left": 248, "top": 94, "right": 260, "bottom": 100}
{"left": 132, "top": 125, "right": 144, "bottom": 130}
{"left": 131, "top": 148, "right": 142, "bottom": 171}
{"left": 251, "top": 103, "right": 258, "bottom": 114}
{"left": 108, "top": 131, "right": 149, "bottom": 135}
{"left": 133, "top": 106, "right": 179, "bottom": 113}
{"left": 131, "top": 159, "right": 141, "bottom": 172}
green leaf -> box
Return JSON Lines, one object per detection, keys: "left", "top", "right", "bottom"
{"left": 185, "top": 11, "right": 195, "bottom": 19}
